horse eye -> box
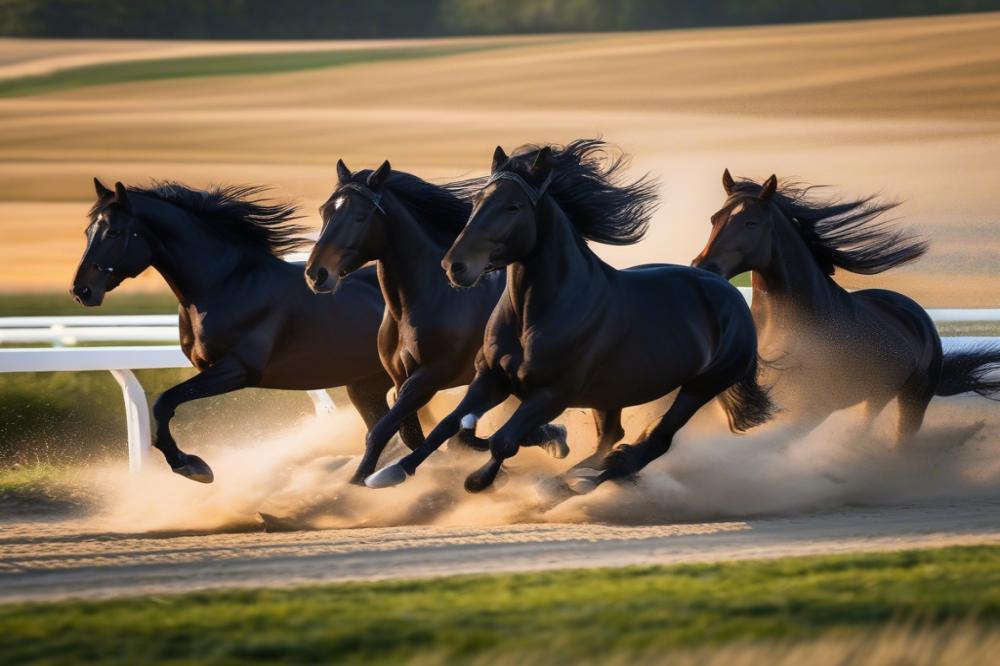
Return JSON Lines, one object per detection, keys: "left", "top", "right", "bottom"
{"left": 107, "top": 229, "right": 122, "bottom": 238}
{"left": 507, "top": 203, "right": 522, "bottom": 212}
{"left": 745, "top": 219, "right": 759, "bottom": 229}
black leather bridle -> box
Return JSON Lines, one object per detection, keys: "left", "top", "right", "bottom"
{"left": 484, "top": 170, "right": 553, "bottom": 207}
{"left": 335, "top": 182, "right": 387, "bottom": 216}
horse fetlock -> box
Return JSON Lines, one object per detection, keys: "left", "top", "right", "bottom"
{"left": 539, "top": 424, "right": 569, "bottom": 459}
{"left": 602, "top": 443, "right": 642, "bottom": 479}
{"left": 464, "top": 458, "right": 503, "bottom": 493}
{"left": 489, "top": 433, "right": 521, "bottom": 459}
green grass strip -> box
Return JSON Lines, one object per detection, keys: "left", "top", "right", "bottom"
{"left": 0, "top": 291, "right": 178, "bottom": 316}
{"left": 0, "top": 45, "right": 487, "bottom": 98}
{"left": 1, "top": 545, "right": 998, "bottom": 664}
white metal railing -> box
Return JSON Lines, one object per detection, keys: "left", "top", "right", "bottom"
{"left": 0, "top": 285, "right": 997, "bottom": 473}
{"left": 0, "top": 343, "right": 343, "bottom": 473}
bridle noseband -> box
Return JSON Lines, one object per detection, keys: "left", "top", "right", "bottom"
{"left": 484, "top": 170, "right": 552, "bottom": 207}
{"left": 335, "top": 182, "right": 387, "bottom": 217}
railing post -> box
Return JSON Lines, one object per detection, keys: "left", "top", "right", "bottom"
{"left": 306, "top": 389, "right": 336, "bottom": 416}
{"left": 108, "top": 369, "right": 152, "bottom": 472}
{"left": 305, "top": 387, "right": 352, "bottom": 416}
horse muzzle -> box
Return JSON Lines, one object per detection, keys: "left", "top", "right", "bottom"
{"left": 70, "top": 283, "right": 105, "bottom": 307}
{"left": 304, "top": 263, "right": 343, "bottom": 295}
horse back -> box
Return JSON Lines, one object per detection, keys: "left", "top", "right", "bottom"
{"left": 851, "top": 288, "right": 941, "bottom": 372}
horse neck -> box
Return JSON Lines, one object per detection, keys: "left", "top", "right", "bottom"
{"left": 377, "top": 195, "right": 454, "bottom": 321}
{"left": 752, "top": 211, "right": 845, "bottom": 320}
{"left": 137, "top": 196, "right": 254, "bottom": 307}
{"left": 506, "top": 198, "right": 603, "bottom": 320}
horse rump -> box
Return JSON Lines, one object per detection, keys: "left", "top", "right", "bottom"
{"left": 718, "top": 356, "right": 775, "bottom": 432}
{"left": 935, "top": 343, "right": 1000, "bottom": 399}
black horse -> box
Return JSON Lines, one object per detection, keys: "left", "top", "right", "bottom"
{"left": 305, "top": 160, "right": 568, "bottom": 484}
{"left": 71, "top": 179, "right": 417, "bottom": 482}
{"left": 366, "top": 140, "right": 773, "bottom": 493}
{"left": 693, "top": 170, "right": 1000, "bottom": 442}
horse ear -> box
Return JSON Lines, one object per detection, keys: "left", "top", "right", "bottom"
{"left": 491, "top": 145, "right": 508, "bottom": 173}
{"left": 114, "top": 182, "right": 132, "bottom": 213}
{"left": 722, "top": 169, "right": 735, "bottom": 195}
{"left": 336, "top": 159, "right": 352, "bottom": 184}
{"left": 94, "top": 177, "right": 112, "bottom": 199}
{"left": 531, "top": 146, "right": 553, "bottom": 176}
{"left": 759, "top": 174, "right": 777, "bottom": 201}
{"left": 367, "top": 160, "right": 391, "bottom": 189}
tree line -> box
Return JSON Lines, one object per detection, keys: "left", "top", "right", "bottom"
{"left": 0, "top": 0, "right": 997, "bottom": 39}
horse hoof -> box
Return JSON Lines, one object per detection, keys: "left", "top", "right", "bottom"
{"left": 365, "top": 463, "right": 408, "bottom": 489}
{"left": 450, "top": 428, "right": 490, "bottom": 452}
{"left": 540, "top": 425, "right": 570, "bottom": 459}
{"left": 171, "top": 455, "right": 214, "bottom": 483}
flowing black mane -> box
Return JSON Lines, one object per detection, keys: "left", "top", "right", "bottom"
{"left": 351, "top": 169, "right": 484, "bottom": 244}
{"left": 507, "top": 139, "right": 658, "bottom": 246}
{"left": 731, "top": 178, "right": 927, "bottom": 275}
{"left": 118, "top": 182, "right": 308, "bottom": 256}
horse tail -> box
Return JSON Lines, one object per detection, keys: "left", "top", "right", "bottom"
{"left": 934, "top": 343, "right": 1000, "bottom": 399}
{"left": 718, "top": 355, "right": 776, "bottom": 433}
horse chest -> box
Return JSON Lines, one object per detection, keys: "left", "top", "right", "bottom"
{"left": 391, "top": 321, "right": 427, "bottom": 374}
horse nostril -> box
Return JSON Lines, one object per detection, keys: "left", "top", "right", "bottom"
{"left": 450, "top": 262, "right": 467, "bottom": 276}
{"left": 80, "top": 286, "right": 92, "bottom": 298}
{"left": 316, "top": 267, "right": 329, "bottom": 285}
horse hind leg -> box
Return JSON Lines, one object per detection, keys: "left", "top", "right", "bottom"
{"left": 895, "top": 381, "right": 933, "bottom": 448}
{"left": 582, "top": 382, "right": 722, "bottom": 492}
{"left": 569, "top": 409, "right": 624, "bottom": 471}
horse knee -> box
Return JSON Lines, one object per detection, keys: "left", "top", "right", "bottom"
{"left": 152, "top": 396, "right": 176, "bottom": 425}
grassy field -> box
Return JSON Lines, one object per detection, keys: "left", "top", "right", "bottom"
{"left": 0, "top": 291, "right": 177, "bottom": 316}
{"left": 0, "top": 13, "right": 998, "bottom": 302}
{"left": 0, "top": 545, "right": 998, "bottom": 664}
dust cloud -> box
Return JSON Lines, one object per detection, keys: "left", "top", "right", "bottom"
{"left": 79, "top": 390, "right": 1000, "bottom": 534}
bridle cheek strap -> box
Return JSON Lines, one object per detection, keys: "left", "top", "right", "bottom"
{"left": 485, "top": 170, "right": 553, "bottom": 207}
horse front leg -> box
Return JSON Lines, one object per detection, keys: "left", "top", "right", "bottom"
{"left": 348, "top": 367, "right": 443, "bottom": 485}
{"left": 152, "top": 355, "right": 253, "bottom": 483}
{"left": 364, "top": 369, "right": 510, "bottom": 488}
{"left": 465, "top": 390, "right": 567, "bottom": 493}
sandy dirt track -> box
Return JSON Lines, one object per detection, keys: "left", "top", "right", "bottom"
{"left": 2, "top": 500, "right": 999, "bottom": 603}
{"left": 2, "top": 396, "right": 999, "bottom": 604}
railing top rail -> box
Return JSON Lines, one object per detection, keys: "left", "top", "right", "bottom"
{"left": 0, "top": 314, "right": 178, "bottom": 328}
{"left": 0, "top": 346, "right": 190, "bottom": 372}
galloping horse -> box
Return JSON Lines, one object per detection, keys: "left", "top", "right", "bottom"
{"left": 305, "top": 161, "right": 567, "bottom": 484}
{"left": 72, "top": 179, "right": 417, "bottom": 482}
{"left": 366, "top": 140, "right": 772, "bottom": 493}
{"left": 693, "top": 170, "right": 1000, "bottom": 442}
